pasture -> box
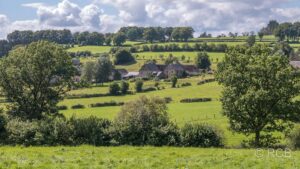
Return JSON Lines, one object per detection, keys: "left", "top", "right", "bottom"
{"left": 0, "top": 146, "right": 298, "bottom": 169}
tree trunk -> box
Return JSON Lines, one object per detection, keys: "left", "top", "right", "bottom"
{"left": 255, "top": 130, "right": 260, "bottom": 147}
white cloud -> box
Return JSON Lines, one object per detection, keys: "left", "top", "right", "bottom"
{"left": 1, "top": 0, "right": 300, "bottom": 39}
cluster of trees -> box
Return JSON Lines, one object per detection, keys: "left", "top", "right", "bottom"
{"left": 216, "top": 44, "right": 300, "bottom": 147}
{"left": 7, "top": 29, "right": 73, "bottom": 46}
{"left": 273, "top": 22, "right": 300, "bottom": 41}
{"left": 118, "top": 26, "right": 194, "bottom": 42}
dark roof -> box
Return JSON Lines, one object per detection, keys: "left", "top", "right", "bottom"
{"left": 139, "top": 62, "right": 160, "bottom": 72}
{"left": 157, "top": 64, "right": 166, "bottom": 71}
{"left": 183, "top": 65, "right": 199, "bottom": 72}
{"left": 115, "top": 69, "right": 128, "bottom": 75}
{"left": 290, "top": 61, "right": 300, "bottom": 69}
{"left": 164, "top": 63, "right": 185, "bottom": 71}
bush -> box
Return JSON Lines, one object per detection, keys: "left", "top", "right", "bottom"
{"left": 164, "top": 97, "right": 173, "bottom": 103}
{"left": 181, "top": 82, "right": 192, "bottom": 87}
{"left": 90, "top": 101, "right": 124, "bottom": 108}
{"left": 181, "top": 123, "right": 224, "bottom": 147}
{"left": 288, "top": 126, "right": 300, "bottom": 149}
{"left": 120, "top": 81, "right": 129, "bottom": 94}
{"left": 180, "top": 98, "right": 212, "bottom": 103}
{"left": 135, "top": 80, "right": 143, "bottom": 92}
{"left": 5, "top": 118, "right": 40, "bottom": 146}
{"left": 171, "top": 76, "right": 177, "bottom": 88}
{"left": 71, "top": 104, "right": 85, "bottom": 109}
{"left": 143, "top": 87, "right": 156, "bottom": 92}
{"left": 112, "top": 96, "right": 180, "bottom": 146}
{"left": 57, "top": 105, "right": 68, "bottom": 110}
{"left": 35, "top": 117, "right": 73, "bottom": 145}
{"left": 70, "top": 116, "right": 112, "bottom": 146}
{"left": 197, "top": 79, "right": 215, "bottom": 85}
{"left": 109, "top": 82, "right": 120, "bottom": 96}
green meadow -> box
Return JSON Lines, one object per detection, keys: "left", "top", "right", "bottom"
{"left": 0, "top": 146, "right": 298, "bottom": 169}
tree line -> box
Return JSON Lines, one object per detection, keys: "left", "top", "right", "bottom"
{"left": 118, "top": 26, "right": 194, "bottom": 42}
{"left": 260, "top": 20, "right": 300, "bottom": 42}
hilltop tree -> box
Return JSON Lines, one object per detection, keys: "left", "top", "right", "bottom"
{"left": 113, "top": 33, "right": 126, "bottom": 46}
{"left": 143, "top": 28, "right": 157, "bottom": 43}
{"left": 0, "top": 41, "right": 75, "bottom": 120}
{"left": 95, "top": 56, "right": 113, "bottom": 84}
{"left": 216, "top": 44, "right": 300, "bottom": 147}
{"left": 195, "top": 52, "right": 211, "bottom": 70}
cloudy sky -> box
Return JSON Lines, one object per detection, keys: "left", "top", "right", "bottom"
{"left": 1, "top": 0, "right": 300, "bottom": 39}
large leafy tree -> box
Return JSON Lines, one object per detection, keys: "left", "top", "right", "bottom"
{"left": 112, "top": 33, "right": 126, "bottom": 46}
{"left": 0, "top": 41, "right": 76, "bottom": 120}
{"left": 216, "top": 44, "right": 300, "bottom": 147}
{"left": 81, "top": 61, "right": 96, "bottom": 83}
{"left": 94, "top": 56, "right": 113, "bottom": 84}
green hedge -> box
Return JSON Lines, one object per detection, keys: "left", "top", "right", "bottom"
{"left": 180, "top": 98, "right": 212, "bottom": 103}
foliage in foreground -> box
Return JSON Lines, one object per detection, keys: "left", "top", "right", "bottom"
{"left": 0, "top": 96, "right": 224, "bottom": 147}
{"left": 216, "top": 44, "right": 300, "bottom": 147}
{"left": 0, "top": 41, "right": 75, "bottom": 120}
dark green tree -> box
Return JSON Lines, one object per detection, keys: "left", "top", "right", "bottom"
{"left": 114, "top": 49, "right": 135, "bottom": 65}
{"left": 195, "top": 52, "right": 211, "bottom": 70}
{"left": 109, "top": 82, "right": 120, "bottom": 95}
{"left": 120, "top": 81, "right": 129, "bottom": 94}
{"left": 135, "top": 80, "right": 143, "bottom": 93}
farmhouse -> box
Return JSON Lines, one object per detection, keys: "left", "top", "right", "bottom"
{"left": 139, "top": 62, "right": 199, "bottom": 78}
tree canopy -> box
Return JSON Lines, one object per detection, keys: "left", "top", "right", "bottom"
{"left": 0, "top": 41, "right": 76, "bottom": 120}
{"left": 216, "top": 44, "right": 300, "bottom": 147}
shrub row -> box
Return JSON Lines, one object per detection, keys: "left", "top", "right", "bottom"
{"left": 66, "top": 93, "right": 108, "bottom": 99}
{"left": 131, "top": 43, "right": 228, "bottom": 53}
{"left": 143, "top": 87, "right": 157, "bottom": 92}
{"left": 180, "top": 98, "right": 212, "bottom": 103}
{"left": 90, "top": 101, "right": 124, "bottom": 108}
{"left": 181, "top": 82, "right": 192, "bottom": 87}
{"left": 71, "top": 104, "right": 85, "bottom": 109}
{"left": 0, "top": 116, "right": 224, "bottom": 147}
{"left": 68, "top": 51, "right": 92, "bottom": 57}
{"left": 197, "top": 78, "right": 216, "bottom": 85}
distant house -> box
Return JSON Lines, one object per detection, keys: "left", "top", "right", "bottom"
{"left": 139, "top": 62, "right": 200, "bottom": 78}
{"left": 139, "top": 62, "right": 163, "bottom": 78}
{"left": 123, "top": 72, "right": 139, "bottom": 79}
{"left": 183, "top": 65, "right": 199, "bottom": 75}
{"left": 164, "top": 62, "right": 186, "bottom": 78}
{"left": 110, "top": 69, "right": 129, "bottom": 80}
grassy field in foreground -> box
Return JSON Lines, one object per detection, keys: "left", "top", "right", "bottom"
{"left": 0, "top": 146, "right": 298, "bottom": 169}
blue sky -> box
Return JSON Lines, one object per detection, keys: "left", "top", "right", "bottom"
{"left": 1, "top": 0, "right": 300, "bottom": 39}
